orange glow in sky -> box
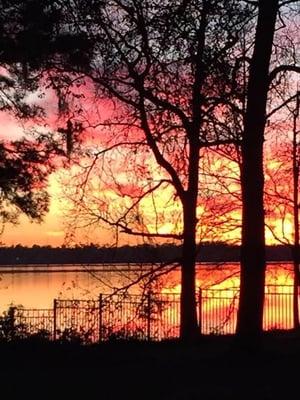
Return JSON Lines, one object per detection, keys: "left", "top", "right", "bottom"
{"left": 0, "top": 108, "right": 296, "bottom": 247}
{"left": 0, "top": 164, "right": 294, "bottom": 247}
{"left": 1, "top": 174, "right": 66, "bottom": 246}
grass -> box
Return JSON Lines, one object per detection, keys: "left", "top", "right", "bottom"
{"left": 0, "top": 332, "right": 299, "bottom": 399}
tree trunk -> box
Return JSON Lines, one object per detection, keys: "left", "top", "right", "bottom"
{"left": 236, "top": 0, "right": 279, "bottom": 345}
{"left": 180, "top": 203, "right": 199, "bottom": 341}
{"left": 292, "top": 98, "right": 300, "bottom": 329}
{"left": 180, "top": 141, "right": 200, "bottom": 342}
{"left": 293, "top": 256, "right": 299, "bottom": 330}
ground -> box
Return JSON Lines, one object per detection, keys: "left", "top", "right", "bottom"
{"left": 0, "top": 333, "right": 299, "bottom": 399}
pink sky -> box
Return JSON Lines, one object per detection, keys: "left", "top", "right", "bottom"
{"left": 0, "top": 85, "right": 296, "bottom": 247}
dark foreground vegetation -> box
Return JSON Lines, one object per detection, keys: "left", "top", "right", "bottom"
{"left": 0, "top": 243, "right": 294, "bottom": 265}
{"left": 1, "top": 333, "right": 299, "bottom": 399}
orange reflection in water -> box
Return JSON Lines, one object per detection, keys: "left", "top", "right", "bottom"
{"left": 0, "top": 263, "right": 297, "bottom": 334}
{"left": 160, "top": 263, "right": 296, "bottom": 333}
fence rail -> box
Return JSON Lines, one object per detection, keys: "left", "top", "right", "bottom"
{"left": 0, "top": 285, "right": 297, "bottom": 342}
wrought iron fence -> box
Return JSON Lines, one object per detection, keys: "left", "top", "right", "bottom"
{"left": 54, "top": 299, "right": 100, "bottom": 343}
{"left": 200, "top": 288, "right": 239, "bottom": 335}
{"left": 15, "top": 308, "right": 54, "bottom": 337}
{"left": 263, "top": 285, "right": 295, "bottom": 330}
{"left": 0, "top": 285, "right": 297, "bottom": 342}
{"left": 100, "top": 293, "right": 181, "bottom": 341}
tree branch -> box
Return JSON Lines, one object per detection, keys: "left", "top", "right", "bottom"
{"left": 138, "top": 96, "right": 186, "bottom": 201}
{"left": 267, "top": 92, "right": 300, "bottom": 119}
{"left": 269, "top": 65, "right": 300, "bottom": 86}
{"left": 279, "top": 0, "right": 300, "bottom": 7}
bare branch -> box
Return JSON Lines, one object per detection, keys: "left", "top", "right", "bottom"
{"left": 279, "top": 0, "right": 300, "bottom": 7}
{"left": 139, "top": 97, "right": 186, "bottom": 201}
{"left": 267, "top": 92, "right": 300, "bottom": 119}
{"left": 269, "top": 65, "right": 300, "bottom": 86}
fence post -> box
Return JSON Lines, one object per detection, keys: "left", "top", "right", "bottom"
{"left": 198, "top": 288, "right": 202, "bottom": 335}
{"left": 8, "top": 306, "right": 16, "bottom": 339}
{"left": 99, "top": 294, "right": 103, "bottom": 343}
{"left": 147, "top": 292, "right": 151, "bottom": 341}
{"left": 53, "top": 299, "right": 57, "bottom": 341}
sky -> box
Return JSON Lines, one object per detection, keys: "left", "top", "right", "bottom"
{"left": 0, "top": 152, "right": 294, "bottom": 247}
{"left": 0, "top": 167, "right": 137, "bottom": 247}
{"left": 1, "top": 174, "right": 66, "bottom": 247}
{"left": 0, "top": 86, "right": 297, "bottom": 248}
{"left": 0, "top": 107, "right": 67, "bottom": 246}
{"left": 1, "top": 171, "right": 127, "bottom": 247}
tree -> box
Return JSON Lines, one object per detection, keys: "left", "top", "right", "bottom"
{"left": 0, "top": 0, "right": 87, "bottom": 229}
{"left": 37, "top": 0, "right": 300, "bottom": 343}
{"left": 189, "top": 0, "right": 300, "bottom": 341}
{"left": 264, "top": 90, "right": 300, "bottom": 329}
{"left": 237, "top": 0, "right": 300, "bottom": 343}
{"left": 237, "top": 0, "right": 279, "bottom": 342}
{"left": 291, "top": 92, "right": 300, "bottom": 328}
{"left": 0, "top": 140, "right": 53, "bottom": 228}
{"left": 40, "top": 0, "right": 254, "bottom": 341}
{"left": 0, "top": 0, "right": 54, "bottom": 228}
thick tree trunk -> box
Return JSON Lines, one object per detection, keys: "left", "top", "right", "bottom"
{"left": 236, "top": 0, "right": 279, "bottom": 344}
{"left": 293, "top": 256, "right": 299, "bottom": 330}
{"left": 180, "top": 203, "right": 199, "bottom": 341}
{"left": 292, "top": 102, "right": 299, "bottom": 329}
{"left": 180, "top": 141, "right": 200, "bottom": 342}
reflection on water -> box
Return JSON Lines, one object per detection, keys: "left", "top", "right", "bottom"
{"left": 0, "top": 262, "right": 294, "bottom": 311}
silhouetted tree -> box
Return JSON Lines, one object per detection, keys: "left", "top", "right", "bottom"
{"left": 237, "top": 0, "right": 300, "bottom": 344}
{"left": 41, "top": 0, "right": 253, "bottom": 341}
{"left": 0, "top": 141, "right": 53, "bottom": 227}
{"left": 291, "top": 93, "right": 300, "bottom": 328}
{"left": 34, "top": 0, "right": 300, "bottom": 343}
{"left": 265, "top": 90, "right": 300, "bottom": 329}
{"left": 0, "top": 0, "right": 88, "bottom": 228}
{"left": 0, "top": 1, "right": 57, "bottom": 226}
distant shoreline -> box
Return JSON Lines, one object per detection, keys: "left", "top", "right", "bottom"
{"left": 0, "top": 243, "right": 294, "bottom": 265}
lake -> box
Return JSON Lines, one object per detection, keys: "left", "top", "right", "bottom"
{"left": 0, "top": 262, "right": 294, "bottom": 311}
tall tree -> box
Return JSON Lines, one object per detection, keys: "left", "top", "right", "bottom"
{"left": 237, "top": 0, "right": 300, "bottom": 343}
{"left": 291, "top": 92, "right": 300, "bottom": 328}
{"left": 237, "top": 0, "right": 279, "bottom": 341}
{"left": 264, "top": 90, "right": 300, "bottom": 329}
{"left": 42, "top": 0, "right": 252, "bottom": 341}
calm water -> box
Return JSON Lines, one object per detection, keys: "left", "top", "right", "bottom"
{"left": 0, "top": 262, "right": 294, "bottom": 311}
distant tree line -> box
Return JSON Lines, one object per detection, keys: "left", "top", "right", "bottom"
{"left": 0, "top": 243, "right": 293, "bottom": 265}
